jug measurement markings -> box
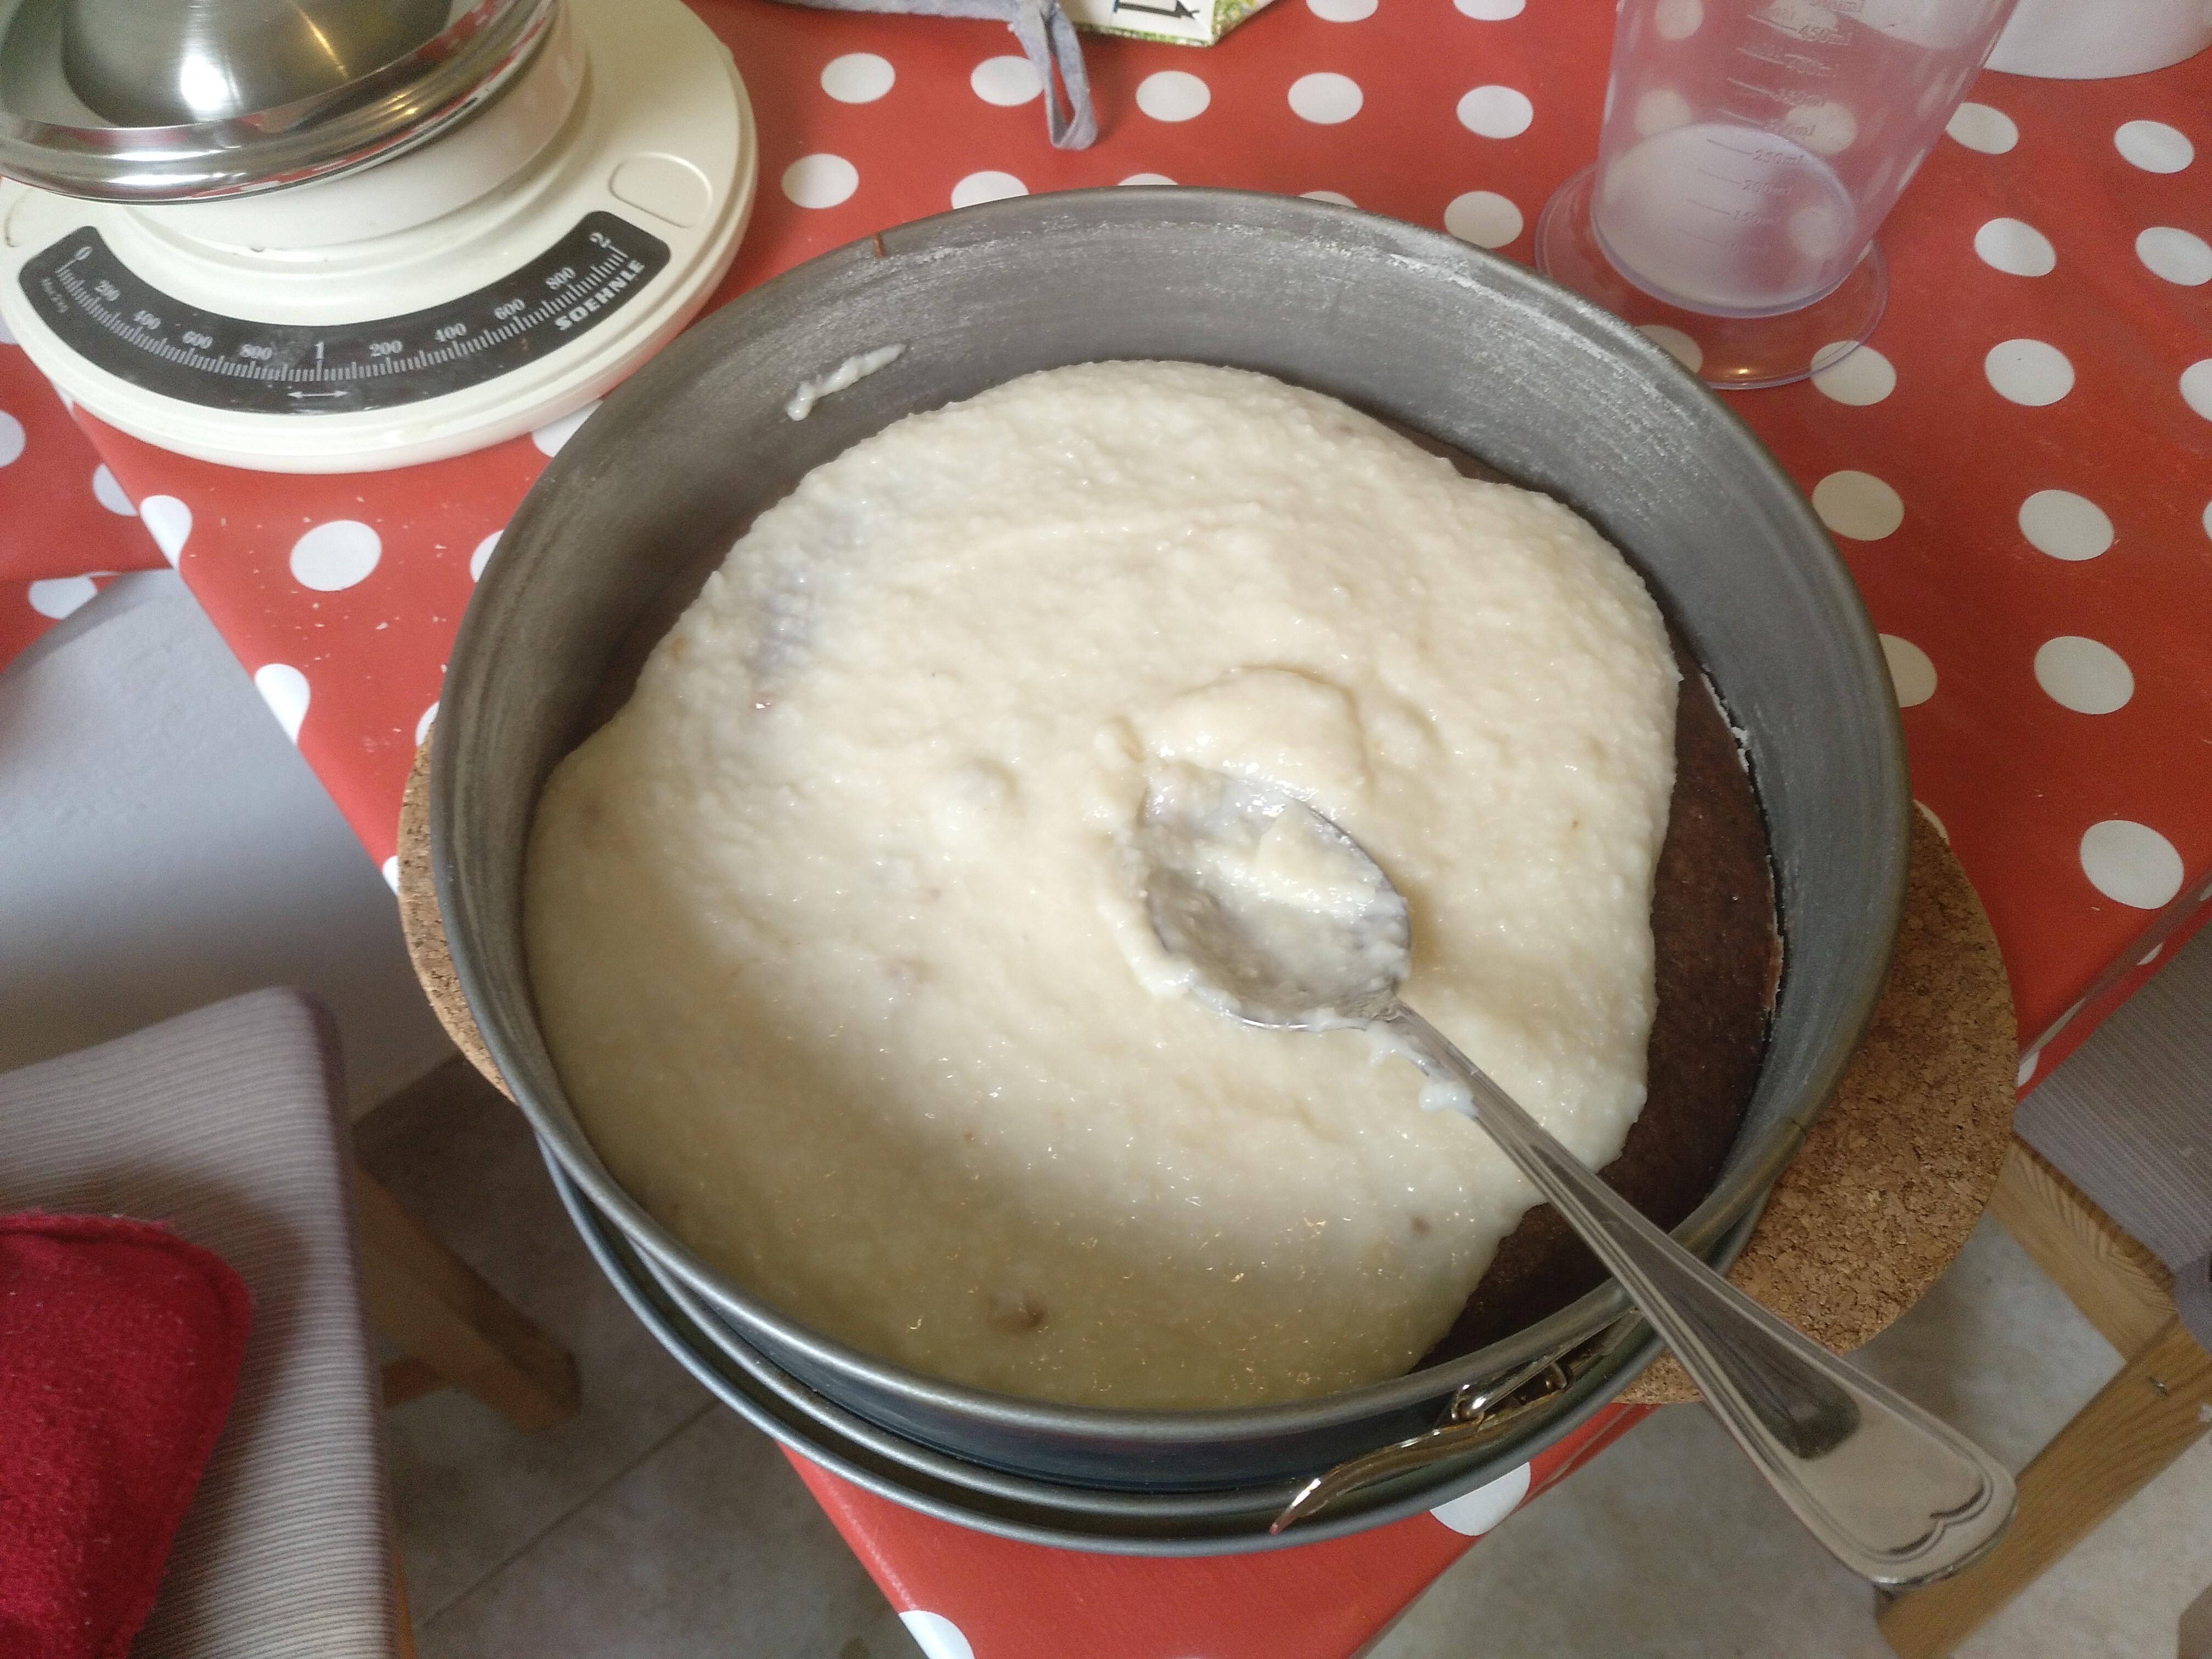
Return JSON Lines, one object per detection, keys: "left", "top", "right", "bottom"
{"left": 1734, "top": 46, "right": 1842, "bottom": 79}
{"left": 1754, "top": 16, "right": 1853, "bottom": 45}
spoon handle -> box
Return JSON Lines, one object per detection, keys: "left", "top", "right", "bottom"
{"left": 1383, "top": 1005, "right": 2015, "bottom": 1590}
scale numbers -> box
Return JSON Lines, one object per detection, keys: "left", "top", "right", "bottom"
{"left": 18, "top": 212, "right": 673, "bottom": 416}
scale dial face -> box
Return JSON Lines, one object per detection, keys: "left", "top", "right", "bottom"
{"left": 18, "top": 212, "right": 672, "bottom": 417}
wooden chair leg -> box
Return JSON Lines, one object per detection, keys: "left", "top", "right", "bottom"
{"left": 354, "top": 1167, "right": 580, "bottom": 1431}
{"left": 1878, "top": 1315, "right": 2212, "bottom": 1658}
{"left": 394, "top": 1556, "right": 420, "bottom": 1659}
{"left": 2180, "top": 1579, "right": 2212, "bottom": 1658}
{"left": 1880, "top": 1136, "right": 2210, "bottom": 1657}
{"left": 380, "top": 1354, "right": 446, "bottom": 1409}
{"left": 1986, "top": 1138, "right": 2173, "bottom": 1356}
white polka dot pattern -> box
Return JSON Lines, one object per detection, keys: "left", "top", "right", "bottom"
{"left": 971, "top": 55, "right": 1041, "bottom": 106}
{"left": 1453, "top": 0, "right": 1523, "bottom": 15}
{"left": 1946, "top": 102, "right": 2017, "bottom": 154}
{"left": 1137, "top": 70, "right": 1211, "bottom": 122}
{"left": 0, "top": 409, "right": 21, "bottom": 467}
{"left": 2079, "top": 820, "right": 2184, "bottom": 909}
{"left": 782, "top": 154, "right": 860, "bottom": 208}
{"left": 2136, "top": 227, "right": 2212, "bottom": 286}
{"left": 2018, "top": 490, "right": 2113, "bottom": 561}
{"left": 415, "top": 702, "right": 439, "bottom": 745}
{"left": 253, "top": 663, "right": 311, "bottom": 742}
{"left": 1792, "top": 98, "right": 1857, "bottom": 156}
{"left": 1301, "top": 189, "right": 1355, "bottom": 205}
{"left": 28, "top": 575, "right": 98, "bottom": 619}
{"left": 1307, "top": 0, "right": 1378, "bottom": 19}
{"left": 1634, "top": 89, "right": 1692, "bottom": 138}
{"left": 1289, "top": 72, "right": 1362, "bottom": 124}
{"left": 1812, "top": 470, "right": 1905, "bottom": 540}
{"left": 2114, "top": 120, "right": 2194, "bottom": 174}
{"left": 1444, "top": 190, "right": 1523, "bottom": 248}
{"left": 1457, "top": 84, "right": 1533, "bottom": 138}
{"left": 1810, "top": 342, "right": 1895, "bottom": 405}
{"left": 289, "top": 520, "right": 381, "bottom": 591}
{"left": 1984, "top": 338, "right": 2074, "bottom": 406}
{"left": 1120, "top": 172, "right": 1176, "bottom": 185}
{"left": 139, "top": 495, "right": 191, "bottom": 565}
{"left": 899, "top": 1611, "right": 976, "bottom": 1659}
{"left": 2034, "top": 636, "right": 2133, "bottom": 714}
{"left": 532, "top": 401, "right": 600, "bottom": 456}
{"left": 951, "top": 171, "right": 1027, "bottom": 207}
{"left": 92, "top": 464, "right": 135, "bottom": 516}
{"left": 381, "top": 855, "right": 400, "bottom": 891}
{"left": 470, "top": 530, "right": 501, "bottom": 581}
{"left": 820, "top": 53, "right": 894, "bottom": 103}
{"left": 1973, "top": 218, "right": 2055, "bottom": 277}
{"left": 1430, "top": 1463, "right": 1532, "bottom": 1535}
{"left": 1637, "top": 324, "right": 1702, "bottom": 371}
{"left": 1881, "top": 635, "right": 1936, "bottom": 707}
{"left": 2181, "top": 360, "right": 2212, "bottom": 421}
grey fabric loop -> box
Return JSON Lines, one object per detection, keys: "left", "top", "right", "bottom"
{"left": 764, "top": 0, "right": 1098, "bottom": 148}
{"left": 1011, "top": 0, "right": 1098, "bottom": 149}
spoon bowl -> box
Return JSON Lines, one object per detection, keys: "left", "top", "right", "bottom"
{"left": 1138, "top": 771, "right": 1408, "bottom": 1029}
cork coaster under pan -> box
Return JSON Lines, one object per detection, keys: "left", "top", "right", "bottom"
{"left": 399, "top": 742, "right": 2016, "bottom": 1407}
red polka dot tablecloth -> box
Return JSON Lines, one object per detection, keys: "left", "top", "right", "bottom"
{"left": 2, "top": 3, "right": 2207, "bottom": 1647}
{"left": 791, "top": 1404, "right": 1646, "bottom": 1657}
{"left": 10, "top": 0, "right": 2205, "bottom": 1074}
{"left": 0, "top": 330, "right": 165, "bottom": 662}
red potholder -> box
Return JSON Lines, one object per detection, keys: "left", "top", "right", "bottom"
{"left": 0, "top": 1214, "right": 252, "bottom": 1659}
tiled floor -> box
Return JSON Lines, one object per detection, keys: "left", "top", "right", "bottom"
{"left": 360, "top": 1062, "right": 2212, "bottom": 1657}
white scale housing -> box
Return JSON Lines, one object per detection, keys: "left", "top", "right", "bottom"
{"left": 0, "top": 0, "right": 755, "bottom": 471}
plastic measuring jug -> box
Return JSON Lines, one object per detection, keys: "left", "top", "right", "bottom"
{"left": 1536, "top": 0, "right": 2022, "bottom": 385}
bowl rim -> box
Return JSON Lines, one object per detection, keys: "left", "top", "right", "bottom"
{"left": 435, "top": 184, "right": 1910, "bottom": 1455}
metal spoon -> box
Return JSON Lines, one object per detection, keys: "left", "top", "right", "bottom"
{"left": 1138, "top": 776, "right": 2014, "bottom": 1589}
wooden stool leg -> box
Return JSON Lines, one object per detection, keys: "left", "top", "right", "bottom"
{"left": 354, "top": 1168, "right": 581, "bottom": 1431}
{"left": 1878, "top": 1316, "right": 2212, "bottom": 1658}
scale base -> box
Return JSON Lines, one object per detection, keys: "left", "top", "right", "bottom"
{"left": 0, "top": 0, "right": 755, "bottom": 472}
{"left": 1533, "top": 165, "right": 1887, "bottom": 392}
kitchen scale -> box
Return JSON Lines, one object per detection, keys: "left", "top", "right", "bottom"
{"left": 0, "top": 0, "right": 756, "bottom": 470}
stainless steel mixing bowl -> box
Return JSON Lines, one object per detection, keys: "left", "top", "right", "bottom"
{"left": 433, "top": 188, "right": 1909, "bottom": 1539}
{"left": 0, "top": 0, "right": 553, "bottom": 199}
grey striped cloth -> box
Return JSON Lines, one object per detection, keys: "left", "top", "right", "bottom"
{"left": 0, "top": 989, "right": 399, "bottom": 1658}
{"left": 766, "top": 0, "right": 1098, "bottom": 146}
{"left": 2016, "top": 923, "right": 2212, "bottom": 1353}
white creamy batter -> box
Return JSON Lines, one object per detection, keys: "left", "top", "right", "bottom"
{"left": 526, "top": 362, "right": 1678, "bottom": 1409}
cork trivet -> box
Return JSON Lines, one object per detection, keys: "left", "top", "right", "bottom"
{"left": 1617, "top": 806, "right": 2017, "bottom": 1403}
{"left": 399, "top": 736, "right": 509, "bottom": 1099}
{"left": 397, "top": 743, "right": 2015, "bottom": 1396}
